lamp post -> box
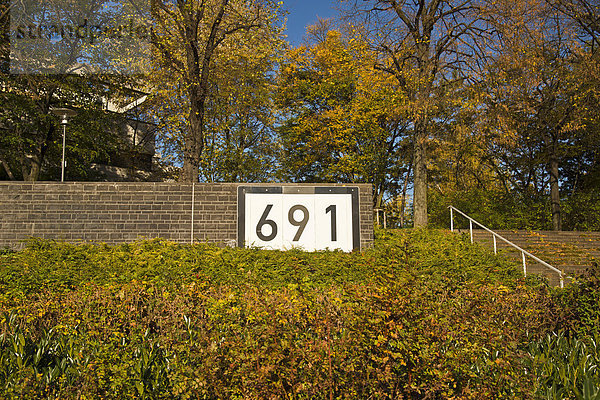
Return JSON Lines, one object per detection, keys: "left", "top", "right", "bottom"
{"left": 50, "top": 108, "right": 78, "bottom": 182}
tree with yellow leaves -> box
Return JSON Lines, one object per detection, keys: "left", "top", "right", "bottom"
{"left": 150, "top": 0, "right": 283, "bottom": 182}
{"left": 277, "top": 23, "right": 412, "bottom": 207}
{"left": 480, "top": 0, "right": 597, "bottom": 230}
{"left": 344, "top": 0, "right": 493, "bottom": 226}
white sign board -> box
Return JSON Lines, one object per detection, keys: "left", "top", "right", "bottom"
{"left": 238, "top": 186, "right": 360, "bottom": 252}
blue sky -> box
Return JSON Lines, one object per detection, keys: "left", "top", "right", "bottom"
{"left": 282, "top": 0, "right": 340, "bottom": 45}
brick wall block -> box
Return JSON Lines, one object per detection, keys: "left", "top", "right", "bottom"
{"left": 0, "top": 182, "right": 373, "bottom": 250}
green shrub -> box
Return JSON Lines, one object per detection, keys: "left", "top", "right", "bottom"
{"left": 0, "top": 230, "right": 568, "bottom": 398}
{"left": 0, "top": 312, "right": 90, "bottom": 399}
{"left": 554, "top": 263, "right": 600, "bottom": 337}
{"left": 562, "top": 189, "right": 600, "bottom": 231}
{"left": 526, "top": 331, "right": 600, "bottom": 399}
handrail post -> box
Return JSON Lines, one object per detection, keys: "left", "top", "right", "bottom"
{"left": 450, "top": 207, "right": 454, "bottom": 232}
{"left": 493, "top": 234, "right": 497, "bottom": 255}
{"left": 559, "top": 273, "right": 564, "bottom": 288}
{"left": 469, "top": 220, "right": 473, "bottom": 244}
{"left": 522, "top": 251, "right": 527, "bottom": 277}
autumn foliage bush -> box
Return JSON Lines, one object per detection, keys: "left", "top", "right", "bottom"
{"left": 0, "top": 230, "right": 594, "bottom": 398}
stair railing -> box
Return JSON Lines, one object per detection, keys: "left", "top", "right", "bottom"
{"left": 449, "top": 206, "right": 564, "bottom": 288}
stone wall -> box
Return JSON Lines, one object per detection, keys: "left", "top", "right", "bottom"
{"left": 0, "top": 182, "right": 373, "bottom": 250}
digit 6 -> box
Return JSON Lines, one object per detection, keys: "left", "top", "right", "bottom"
{"left": 256, "top": 204, "right": 277, "bottom": 241}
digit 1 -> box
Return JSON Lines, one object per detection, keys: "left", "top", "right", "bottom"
{"left": 326, "top": 205, "right": 337, "bottom": 241}
{"left": 288, "top": 205, "right": 309, "bottom": 241}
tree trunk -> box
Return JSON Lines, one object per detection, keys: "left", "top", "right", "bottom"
{"left": 181, "top": 99, "right": 203, "bottom": 182}
{"left": 375, "top": 184, "right": 384, "bottom": 209}
{"left": 548, "top": 152, "right": 561, "bottom": 231}
{"left": 20, "top": 151, "right": 41, "bottom": 181}
{"left": 177, "top": 0, "right": 228, "bottom": 183}
{"left": 0, "top": 156, "right": 15, "bottom": 180}
{"left": 27, "top": 161, "right": 41, "bottom": 182}
{"left": 20, "top": 122, "right": 55, "bottom": 182}
{"left": 1, "top": 0, "right": 9, "bottom": 74}
{"left": 413, "top": 121, "right": 428, "bottom": 227}
{"left": 181, "top": 140, "right": 201, "bottom": 182}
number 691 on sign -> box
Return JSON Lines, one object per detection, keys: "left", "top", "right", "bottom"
{"left": 237, "top": 186, "right": 360, "bottom": 252}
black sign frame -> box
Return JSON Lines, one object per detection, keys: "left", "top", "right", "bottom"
{"left": 237, "top": 186, "right": 360, "bottom": 250}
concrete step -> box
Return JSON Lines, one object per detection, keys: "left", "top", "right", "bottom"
{"left": 456, "top": 229, "right": 599, "bottom": 286}
{"left": 472, "top": 239, "right": 600, "bottom": 252}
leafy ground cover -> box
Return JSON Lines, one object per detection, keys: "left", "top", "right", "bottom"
{"left": 0, "top": 229, "right": 598, "bottom": 399}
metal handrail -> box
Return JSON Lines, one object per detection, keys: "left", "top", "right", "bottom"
{"left": 449, "top": 206, "right": 565, "bottom": 288}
